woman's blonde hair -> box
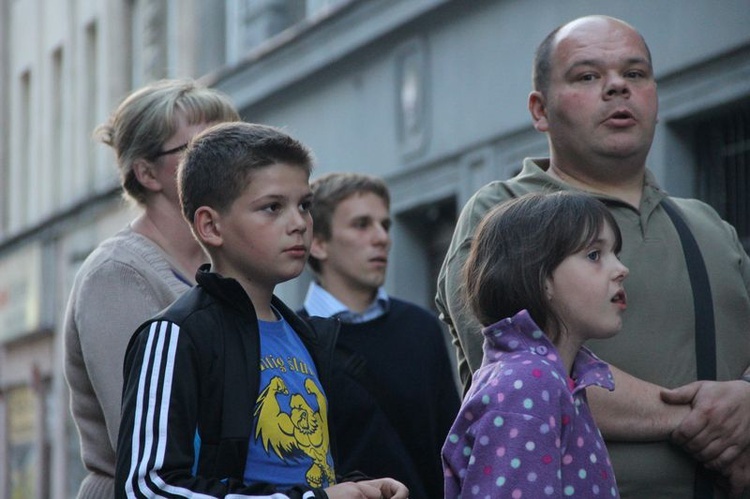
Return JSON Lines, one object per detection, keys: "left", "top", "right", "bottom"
{"left": 95, "top": 79, "right": 240, "bottom": 205}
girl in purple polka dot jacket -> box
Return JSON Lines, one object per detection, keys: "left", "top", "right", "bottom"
{"left": 442, "top": 192, "right": 629, "bottom": 499}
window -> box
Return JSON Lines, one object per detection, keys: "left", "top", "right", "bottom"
{"left": 696, "top": 100, "right": 750, "bottom": 251}
{"left": 226, "top": 0, "right": 305, "bottom": 62}
{"left": 51, "top": 47, "right": 63, "bottom": 209}
{"left": 306, "top": 0, "right": 347, "bottom": 17}
{"left": 85, "top": 22, "right": 98, "bottom": 189}
{"left": 17, "top": 71, "right": 31, "bottom": 227}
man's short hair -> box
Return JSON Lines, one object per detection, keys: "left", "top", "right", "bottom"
{"left": 178, "top": 122, "right": 313, "bottom": 224}
{"left": 532, "top": 16, "right": 653, "bottom": 95}
{"left": 308, "top": 172, "right": 390, "bottom": 273}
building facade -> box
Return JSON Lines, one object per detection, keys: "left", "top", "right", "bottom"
{"left": 0, "top": 1, "right": 231, "bottom": 496}
{"left": 0, "top": 0, "right": 748, "bottom": 497}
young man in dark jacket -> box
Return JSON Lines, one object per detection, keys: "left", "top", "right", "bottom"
{"left": 299, "top": 172, "right": 460, "bottom": 499}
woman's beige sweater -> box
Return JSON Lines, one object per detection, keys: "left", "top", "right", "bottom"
{"left": 63, "top": 226, "right": 191, "bottom": 498}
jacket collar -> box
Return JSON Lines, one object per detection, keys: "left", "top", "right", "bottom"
{"left": 194, "top": 263, "right": 339, "bottom": 356}
{"left": 518, "top": 158, "right": 668, "bottom": 219}
{"left": 482, "top": 309, "right": 615, "bottom": 394}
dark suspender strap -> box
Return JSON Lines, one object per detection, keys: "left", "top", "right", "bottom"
{"left": 661, "top": 198, "right": 716, "bottom": 381}
{"left": 660, "top": 198, "right": 716, "bottom": 499}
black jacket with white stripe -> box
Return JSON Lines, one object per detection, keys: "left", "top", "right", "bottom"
{"left": 115, "top": 266, "right": 339, "bottom": 498}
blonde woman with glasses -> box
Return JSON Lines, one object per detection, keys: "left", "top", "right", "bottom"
{"left": 63, "top": 79, "right": 240, "bottom": 498}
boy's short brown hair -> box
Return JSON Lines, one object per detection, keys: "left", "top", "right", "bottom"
{"left": 178, "top": 122, "right": 313, "bottom": 225}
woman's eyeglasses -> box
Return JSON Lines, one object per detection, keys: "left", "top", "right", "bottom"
{"left": 154, "top": 143, "right": 189, "bottom": 157}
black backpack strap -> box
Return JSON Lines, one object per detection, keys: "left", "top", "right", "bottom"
{"left": 661, "top": 197, "right": 716, "bottom": 499}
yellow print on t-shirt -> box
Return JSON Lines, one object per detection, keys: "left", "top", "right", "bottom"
{"left": 254, "top": 376, "right": 334, "bottom": 487}
{"left": 259, "top": 354, "right": 313, "bottom": 375}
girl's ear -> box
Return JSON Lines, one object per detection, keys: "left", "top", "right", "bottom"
{"left": 529, "top": 91, "right": 549, "bottom": 133}
{"left": 193, "top": 207, "right": 223, "bottom": 248}
{"left": 310, "top": 236, "right": 328, "bottom": 261}
{"left": 544, "top": 277, "right": 554, "bottom": 301}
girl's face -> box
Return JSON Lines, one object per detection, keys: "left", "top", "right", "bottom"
{"left": 545, "top": 222, "right": 629, "bottom": 345}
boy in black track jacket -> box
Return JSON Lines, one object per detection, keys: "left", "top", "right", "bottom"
{"left": 115, "top": 122, "right": 408, "bottom": 499}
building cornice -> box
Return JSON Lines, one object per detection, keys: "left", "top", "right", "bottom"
{"left": 0, "top": 185, "right": 121, "bottom": 257}
{"left": 204, "top": 0, "right": 451, "bottom": 110}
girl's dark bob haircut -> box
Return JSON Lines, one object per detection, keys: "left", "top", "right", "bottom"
{"left": 463, "top": 191, "right": 622, "bottom": 342}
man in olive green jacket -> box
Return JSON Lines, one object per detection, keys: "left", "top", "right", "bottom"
{"left": 437, "top": 15, "right": 750, "bottom": 499}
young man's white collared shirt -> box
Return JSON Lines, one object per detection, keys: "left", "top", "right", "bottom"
{"left": 303, "top": 281, "right": 389, "bottom": 323}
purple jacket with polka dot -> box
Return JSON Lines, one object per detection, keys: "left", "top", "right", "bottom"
{"left": 442, "top": 310, "right": 619, "bottom": 498}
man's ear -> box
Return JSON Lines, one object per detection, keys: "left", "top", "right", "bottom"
{"left": 132, "top": 158, "right": 163, "bottom": 192}
{"left": 193, "top": 206, "right": 223, "bottom": 248}
{"left": 310, "top": 236, "right": 328, "bottom": 262}
{"left": 529, "top": 91, "right": 549, "bottom": 133}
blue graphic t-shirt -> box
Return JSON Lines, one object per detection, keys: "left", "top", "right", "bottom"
{"left": 244, "top": 315, "right": 335, "bottom": 489}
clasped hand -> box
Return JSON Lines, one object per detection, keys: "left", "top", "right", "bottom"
{"left": 324, "top": 478, "right": 409, "bottom": 499}
{"left": 662, "top": 379, "right": 750, "bottom": 496}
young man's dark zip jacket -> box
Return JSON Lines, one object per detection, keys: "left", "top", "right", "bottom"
{"left": 115, "top": 265, "right": 340, "bottom": 498}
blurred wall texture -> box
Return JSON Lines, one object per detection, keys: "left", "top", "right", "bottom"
{"left": 0, "top": 1, "right": 748, "bottom": 497}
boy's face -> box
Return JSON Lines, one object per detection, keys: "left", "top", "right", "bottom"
{"left": 312, "top": 191, "right": 391, "bottom": 296}
{"left": 212, "top": 163, "right": 313, "bottom": 290}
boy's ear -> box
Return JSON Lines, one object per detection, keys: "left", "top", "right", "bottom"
{"left": 193, "top": 206, "right": 223, "bottom": 248}
{"left": 132, "top": 158, "right": 163, "bottom": 192}
{"left": 529, "top": 91, "right": 549, "bottom": 133}
{"left": 310, "top": 236, "right": 328, "bottom": 262}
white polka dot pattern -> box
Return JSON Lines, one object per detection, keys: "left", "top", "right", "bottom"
{"left": 442, "top": 310, "right": 619, "bottom": 498}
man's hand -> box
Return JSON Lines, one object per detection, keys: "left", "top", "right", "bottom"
{"left": 715, "top": 449, "right": 750, "bottom": 498}
{"left": 662, "top": 380, "right": 750, "bottom": 467}
{"left": 325, "top": 478, "right": 409, "bottom": 499}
